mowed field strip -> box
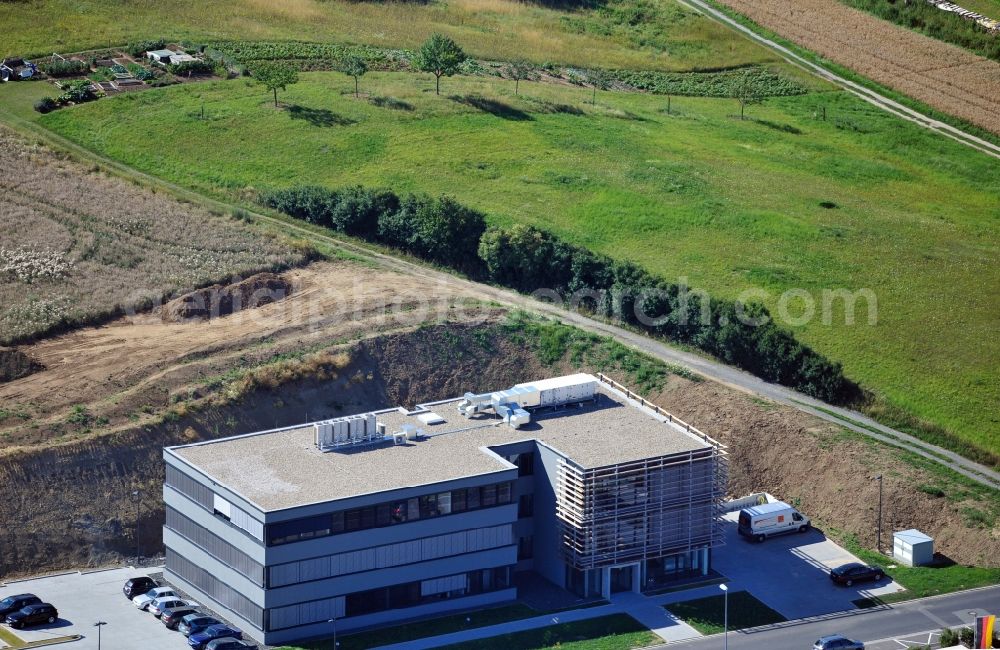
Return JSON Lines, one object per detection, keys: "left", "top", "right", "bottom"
{"left": 0, "top": 0, "right": 774, "bottom": 73}
{"left": 713, "top": 0, "right": 1000, "bottom": 134}
{"left": 11, "top": 69, "right": 997, "bottom": 456}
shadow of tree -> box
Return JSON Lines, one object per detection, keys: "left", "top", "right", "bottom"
{"left": 751, "top": 118, "right": 803, "bottom": 134}
{"left": 368, "top": 95, "right": 415, "bottom": 111}
{"left": 450, "top": 94, "right": 533, "bottom": 121}
{"left": 287, "top": 104, "right": 355, "bottom": 127}
{"left": 522, "top": 97, "right": 586, "bottom": 116}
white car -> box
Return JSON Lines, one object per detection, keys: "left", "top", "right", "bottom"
{"left": 132, "top": 587, "right": 176, "bottom": 610}
{"left": 149, "top": 596, "right": 193, "bottom": 618}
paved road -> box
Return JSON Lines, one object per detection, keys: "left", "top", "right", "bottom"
{"left": 657, "top": 585, "right": 1000, "bottom": 650}
{"left": 675, "top": 0, "right": 1000, "bottom": 160}
{"left": 2, "top": 103, "right": 998, "bottom": 492}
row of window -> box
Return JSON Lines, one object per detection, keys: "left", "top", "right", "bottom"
{"left": 344, "top": 566, "right": 513, "bottom": 618}
{"left": 267, "top": 481, "right": 514, "bottom": 546}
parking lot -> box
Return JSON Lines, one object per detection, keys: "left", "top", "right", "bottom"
{"left": 0, "top": 566, "right": 203, "bottom": 650}
{"left": 713, "top": 511, "right": 905, "bottom": 619}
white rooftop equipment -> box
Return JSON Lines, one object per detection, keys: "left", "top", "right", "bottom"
{"left": 893, "top": 529, "right": 934, "bottom": 567}
{"left": 417, "top": 412, "right": 445, "bottom": 425}
{"left": 315, "top": 413, "right": 382, "bottom": 450}
{"left": 513, "top": 373, "right": 598, "bottom": 409}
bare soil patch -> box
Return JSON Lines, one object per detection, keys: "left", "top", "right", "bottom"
{"left": 0, "top": 347, "right": 43, "bottom": 383}
{"left": 162, "top": 272, "right": 294, "bottom": 322}
{"left": 0, "top": 127, "right": 307, "bottom": 344}
{"left": 716, "top": 0, "right": 1000, "bottom": 133}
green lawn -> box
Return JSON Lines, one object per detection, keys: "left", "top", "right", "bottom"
{"left": 665, "top": 591, "right": 786, "bottom": 634}
{"left": 276, "top": 604, "right": 540, "bottom": 650}
{"left": 437, "top": 614, "right": 658, "bottom": 650}
{"left": 18, "top": 70, "right": 998, "bottom": 457}
{"left": 0, "top": 0, "right": 774, "bottom": 72}
{"left": 840, "top": 533, "right": 1000, "bottom": 603}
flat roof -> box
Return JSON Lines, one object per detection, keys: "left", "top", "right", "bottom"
{"left": 169, "top": 375, "right": 716, "bottom": 512}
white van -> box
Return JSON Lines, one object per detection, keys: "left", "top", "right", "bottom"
{"left": 737, "top": 501, "right": 810, "bottom": 542}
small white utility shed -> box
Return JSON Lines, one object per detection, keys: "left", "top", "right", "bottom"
{"left": 893, "top": 529, "right": 934, "bottom": 566}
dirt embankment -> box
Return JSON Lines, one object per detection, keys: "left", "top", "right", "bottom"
{"left": 162, "top": 272, "right": 293, "bottom": 323}
{"left": 0, "top": 347, "right": 42, "bottom": 383}
{"left": 0, "top": 322, "right": 996, "bottom": 578}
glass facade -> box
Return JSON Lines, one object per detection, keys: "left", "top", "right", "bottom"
{"left": 267, "top": 481, "right": 513, "bottom": 546}
{"left": 342, "top": 566, "right": 513, "bottom": 618}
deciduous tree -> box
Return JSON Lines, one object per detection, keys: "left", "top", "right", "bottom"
{"left": 254, "top": 61, "right": 298, "bottom": 107}
{"left": 415, "top": 34, "right": 467, "bottom": 95}
{"left": 340, "top": 54, "right": 368, "bottom": 98}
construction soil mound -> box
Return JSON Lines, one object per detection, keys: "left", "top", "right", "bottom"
{"left": 0, "top": 347, "right": 43, "bottom": 383}
{"left": 163, "top": 272, "right": 293, "bottom": 322}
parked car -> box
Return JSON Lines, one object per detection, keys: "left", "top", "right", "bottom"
{"left": 150, "top": 597, "right": 193, "bottom": 618}
{"left": 0, "top": 594, "right": 41, "bottom": 618}
{"left": 188, "top": 623, "right": 242, "bottom": 649}
{"left": 5, "top": 603, "right": 58, "bottom": 629}
{"left": 738, "top": 501, "right": 810, "bottom": 542}
{"left": 123, "top": 576, "right": 158, "bottom": 599}
{"left": 133, "top": 586, "right": 177, "bottom": 610}
{"left": 814, "top": 634, "right": 865, "bottom": 649}
{"left": 829, "top": 562, "right": 885, "bottom": 586}
{"left": 178, "top": 614, "right": 221, "bottom": 637}
{"left": 162, "top": 605, "right": 200, "bottom": 630}
{"left": 204, "top": 639, "right": 255, "bottom": 650}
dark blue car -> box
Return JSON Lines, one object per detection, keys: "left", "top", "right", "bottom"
{"left": 188, "top": 623, "right": 242, "bottom": 649}
{"left": 178, "top": 614, "right": 221, "bottom": 637}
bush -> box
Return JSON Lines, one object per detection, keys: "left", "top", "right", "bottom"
{"left": 126, "top": 63, "right": 155, "bottom": 81}
{"left": 612, "top": 66, "right": 806, "bottom": 98}
{"left": 40, "top": 59, "right": 89, "bottom": 77}
{"left": 33, "top": 97, "right": 58, "bottom": 114}
{"left": 126, "top": 39, "right": 166, "bottom": 57}
{"left": 262, "top": 186, "right": 856, "bottom": 402}
{"left": 939, "top": 628, "right": 958, "bottom": 647}
{"left": 57, "top": 79, "right": 97, "bottom": 104}
{"left": 168, "top": 59, "right": 215, "bottom": 76}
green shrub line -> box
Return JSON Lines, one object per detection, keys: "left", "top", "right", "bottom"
{"left": 610, "top": 66, "right": 806, "bottom": 98}
{"left": 260, "top": 185, "right": 858, "bottom": 404}
{"left": 839, "top": 0, "right": 1000, "bottom": 63}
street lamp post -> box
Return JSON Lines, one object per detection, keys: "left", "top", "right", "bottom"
{"left": 719, "top": 583, "right": 729, "bottom": 650}
{"left": 872, "top": 475, "right": 883, "bottom": 552}
{"left": 94, "top": 621, "right": 107, "bottom": 650}
{"left": 132, "top": 489, "right": 141, "bottom": 563}
{"left": 327, "top": 616, "right": 338, "bottom": 648}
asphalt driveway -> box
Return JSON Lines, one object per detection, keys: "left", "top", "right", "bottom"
{"left": 712, "top": 512, "right": 904, "bottom": 619}
{"left": 0, "top": 566, "right": 193, "bottom": 650}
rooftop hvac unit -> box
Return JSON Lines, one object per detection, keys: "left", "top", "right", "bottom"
{"left": 393, "top": 432, "right": 407, "bottom": 445}
{"left": 514, "top": 373, "right": 597, "bottom": 408}
{"left": 510, "top": 408, "right": 531, "bottom": 429}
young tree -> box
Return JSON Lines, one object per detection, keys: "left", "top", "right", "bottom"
{"left": 254, "top": 61, "right": 298, "bottom": 107}
{"left": 589, "top": 68, "right": 612, "bottom": 105}
{"left": 340, "top": 53, "right": 368, "bottom": 98}
{"left": 505, "top": 59, "right": 537, "bottom": 95}
{"left": 730, "top": 69, "right": 761, "bottom": 120}
{"left": 415, "top": 34, "right": 466, "bottom": 95}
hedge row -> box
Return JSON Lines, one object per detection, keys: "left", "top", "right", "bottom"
{"left": 260, "top": 186, "right": 857, "bottom": 403}
{"left": 611, "top": 66, "right": 807, "bottom": 98}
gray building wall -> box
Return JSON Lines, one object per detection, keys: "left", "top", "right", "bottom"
{"left": 163, "top": 450, "right": 520, "bottom": 646}
{"left": 532, "top": 443, "right": 566, "bottom": 589}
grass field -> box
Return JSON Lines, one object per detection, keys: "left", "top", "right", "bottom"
{"left": 0, "top": 0, "right": 776, "bottom": 73}
{"left": 15, "top": 71, "right": 997, "bottom": 456}
{"left": 665, "top": 591, "right": 786, "bottom": 634}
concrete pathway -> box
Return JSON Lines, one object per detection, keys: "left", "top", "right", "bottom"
{"left": 612, "top": 591, "right": 701, "bottom": 643}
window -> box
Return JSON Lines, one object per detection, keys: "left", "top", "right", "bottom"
{"left": 438, "top": 492, "right": 452, "bottom": 514}
{"left": 419, "top": 494, "right": 439, "bottom": 518}
{"left": 518, "top": 535, "right": 534, "bottom": 560}
{"left": 267, "top": 515, "right": 333, "bottom": 546}
{"left": 331, "top": 511, "right": 344, "bottom": 533}
{"left": 498, "top": 483, "right": 512, "bottom": 505}
{"left": 360, "top": 507, "right": 376, "bottom": 529}
{"left": 467, "top": 487, "right": 481, "bottom": 510}
{"left": 376, "top": 503, "right": 391, "bottom": 527}
{"left": 481, "top": 485, "right": 497, "bottom": 507}
{"left": 517, "top": 453, "right": 534, "bottom": 476}
{"left": 344, "top": 510, "right": 361, "bottom": 532}
{"left": 451, "top": 489, "right": 466, "bottom": 512}
{"left": 518, "top": 494, "right": 534, "bottom": 518}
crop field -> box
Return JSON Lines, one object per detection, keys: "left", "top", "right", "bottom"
{"left": 11, "top": 70, "right": 997, "bottom": 457}
{"left": 0, "top": 0, "right": 775, "bottom": 73}
{"left": 714, "top": 0, "right": 1000, "bottom": 134}
{"left": 0, "top": 127, "right": 307, "bottom": 344}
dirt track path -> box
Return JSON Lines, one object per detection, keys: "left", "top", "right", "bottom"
{"left": 2, "top": 102, "right": 997, "bottom": 490}
{"left": 678, "top": 0, "right": 1000, "bottom": 159}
